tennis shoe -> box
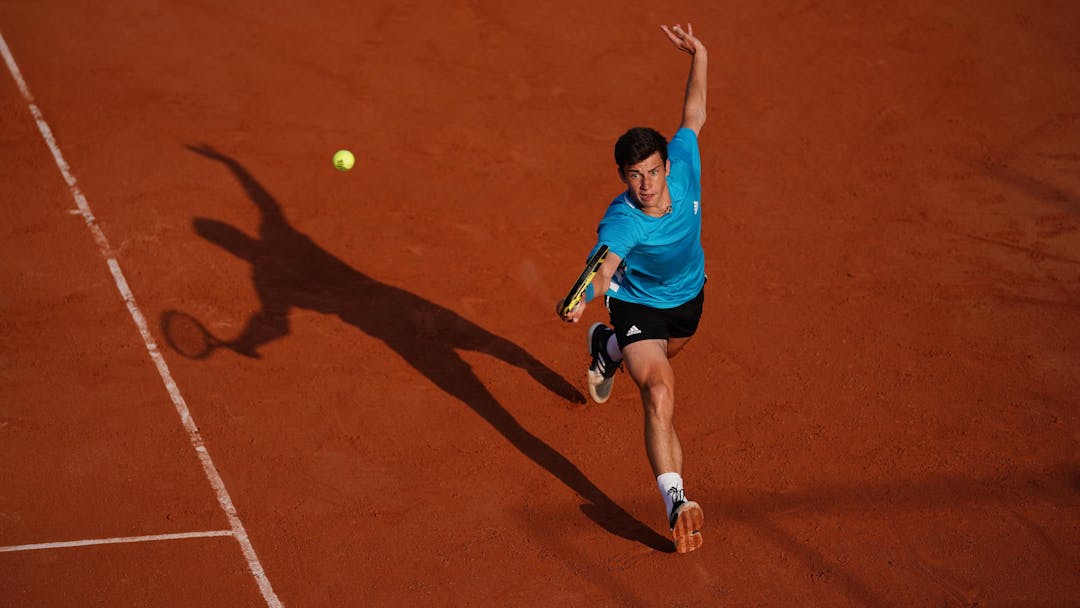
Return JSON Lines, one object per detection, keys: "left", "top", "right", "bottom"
{"left": 587, "top": 322, "right": 621, "bottom": 403}
{"left": 669, "top": 500, "right": 704, "bottom": 554}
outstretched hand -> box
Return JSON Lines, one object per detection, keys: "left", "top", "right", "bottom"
{"left": 556, "top": 299, "right": 586, "bottom": 324}
{"left": 661, "top": 23, "right": 705, "bottom": 56}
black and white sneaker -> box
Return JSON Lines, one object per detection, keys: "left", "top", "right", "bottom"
{"left": 669, "top": 500, "right": 704, "bottom": 554}
{"left": 587, "top": 322, "right": 621, "bottom": 403}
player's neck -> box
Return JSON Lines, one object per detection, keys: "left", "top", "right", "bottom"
{"left": 635, "top": 191, "right": 672, "bottom": 217}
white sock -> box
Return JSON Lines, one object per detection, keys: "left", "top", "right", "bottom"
{"left": 657, "top": 472, "right": 685, "bottom": 518}
{"left": 606, "top": 333, "right": 623, "bottom": 362}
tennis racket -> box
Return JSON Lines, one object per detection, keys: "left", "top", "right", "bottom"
{"left": 161, "top": 310, "right": 223, "bottom": 359}
{"left": 559, "top": 244, "right": 609, "bottom": 317}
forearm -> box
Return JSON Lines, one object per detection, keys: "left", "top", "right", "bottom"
{"left": 589, "top": 251, "right": 622, "bottom": 302}
{"left": 681, "top": 47, "right": 707, "bottom": 134}
{"left": 588, "top": 272, "right": 611, "bottom": 303}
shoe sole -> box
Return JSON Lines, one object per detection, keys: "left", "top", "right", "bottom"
{"left": 587, "top": 323, "right": 614, "bottom": 404}
{"left": 587, "top": 369, "right": 614, "bottom": 404}
{"left": 671, "top": 501, "right": 704, "bottom": 554}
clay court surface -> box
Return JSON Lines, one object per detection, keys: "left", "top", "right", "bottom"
{"left": 2, "top": 2, "right": 1078, "bottom": 606}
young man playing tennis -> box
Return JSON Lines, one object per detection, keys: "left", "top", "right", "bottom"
{"left": 559, "top": 23, "right": 708, "bottom": 554}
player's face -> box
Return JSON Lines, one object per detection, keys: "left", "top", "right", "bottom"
{"left": 620, "top": 152, "right": 671, "bottom": 209}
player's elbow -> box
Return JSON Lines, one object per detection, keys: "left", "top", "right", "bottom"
{"left": 593, "top": 270, "right": 616, "bottom": 295}
{"left": 682, "top": 109, "right": 706, "bottom": 134}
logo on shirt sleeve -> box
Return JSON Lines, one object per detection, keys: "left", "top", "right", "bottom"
{"left": 694, "top": 200, "right": 700, "bottom": 215}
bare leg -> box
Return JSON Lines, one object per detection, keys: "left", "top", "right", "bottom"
{"left": 622, "top": 336, "right": 704, "bottom": 553}
{"left": 666, "top": 336, "right": 692, "bottom": 358}
{"left": 622, "top": 338, "right": 683, "bottom": 476}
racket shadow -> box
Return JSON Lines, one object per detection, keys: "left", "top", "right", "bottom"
{"left": 160, "top": 309, "right": 223, "bottom": 360}
{"left": 172, "top": 143, "right": 672, "bottom": 552}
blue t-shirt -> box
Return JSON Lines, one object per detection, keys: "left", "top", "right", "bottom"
{"left": 593, "top": 127, "right": 704, "bottom": 308}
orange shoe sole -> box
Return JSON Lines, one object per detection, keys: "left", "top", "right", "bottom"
{"left": 671, "top": 501, "right": 704, "bottom": 554}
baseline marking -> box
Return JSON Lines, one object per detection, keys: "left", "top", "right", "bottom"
{"left": 0, "top": 530, "right": 234, "bottom": 553}
{"left": 0, "top": 32, "right": 284, "bottom": 608}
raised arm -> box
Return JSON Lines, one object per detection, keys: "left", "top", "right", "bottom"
{"left": 661, "top": 23, "right": 707, "bottom": 135}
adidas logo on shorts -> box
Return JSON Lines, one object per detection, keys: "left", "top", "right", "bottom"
{"left": 626, "top": 325, "right": 642, "bottom": 337}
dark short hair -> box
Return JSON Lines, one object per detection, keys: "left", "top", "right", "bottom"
{"left": 614, "top": 127, "right": 668, "bottom": 171}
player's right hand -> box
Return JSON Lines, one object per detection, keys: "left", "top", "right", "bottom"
{"left": 557, "top": 299, "right": 585, "bottom": 324}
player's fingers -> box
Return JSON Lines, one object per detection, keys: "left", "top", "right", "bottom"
{"left": 664, "top": 24, "right": 686, "bottom": 40}
{"left": 555, "top": 300, "right": 575, "bottom": 322}
{"left": 568, "top": 302, "right": 585, "bottom": 323}
{"left": 667, "top": 24, "right": 695, "bottom": 52}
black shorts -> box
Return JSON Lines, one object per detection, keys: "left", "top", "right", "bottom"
{"left": 605, "top": 288, "right": 705, "bottom": 349}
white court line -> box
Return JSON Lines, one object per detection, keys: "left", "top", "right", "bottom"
{"left": 0, "top": 530, "right": 234, "bottom": 553}
{"left": 0, "top": 32, "right": 284, "bottom": 608}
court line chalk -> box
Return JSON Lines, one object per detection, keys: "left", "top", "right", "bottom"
{"left": 0, "top": 31, "right": 284, "bottom": 608}
{"left": 0, "top": 530, "right": 235, "bottom": 553}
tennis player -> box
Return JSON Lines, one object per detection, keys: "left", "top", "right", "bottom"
{"left": 559, "top": 23, "right": 708, "bottom": 554}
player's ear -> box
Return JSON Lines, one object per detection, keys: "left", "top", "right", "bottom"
{"left": 666, "top": 159, "right": 672, "bottom": 174}
{"left": 617, "top": 166, "right": 628, "bottom": 184}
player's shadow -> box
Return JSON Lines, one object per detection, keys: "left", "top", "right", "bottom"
{"left": 717, "top": 464, "right": 1080, "bottom": 607}
{"left": 982, "top": 161, "right": 1079, "bottom": 216}
{"left": 172, "top": 144, "right": 673, "bottom": 552}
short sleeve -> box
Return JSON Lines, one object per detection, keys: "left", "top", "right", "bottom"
{"left": 667, "top": 127, "right": 701, "bottom": 182}
{"left": 596, "top": 206, "right": 640, "bottom": 260}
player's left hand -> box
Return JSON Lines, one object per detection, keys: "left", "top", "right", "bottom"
{"left": 661, "top": 23, "right": 705, "bottom": 56}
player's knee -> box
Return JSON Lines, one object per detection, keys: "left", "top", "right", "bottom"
{"left": 642, "top": 382, "right": 674, "bottom": 420}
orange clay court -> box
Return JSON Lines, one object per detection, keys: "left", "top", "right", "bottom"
{"left": 1, "top": 2, "right": 1078, "bottom": 606}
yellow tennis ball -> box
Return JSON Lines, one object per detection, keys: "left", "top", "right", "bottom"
{"left": 333, "top": 149, "right": 355, "bottom": 171}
